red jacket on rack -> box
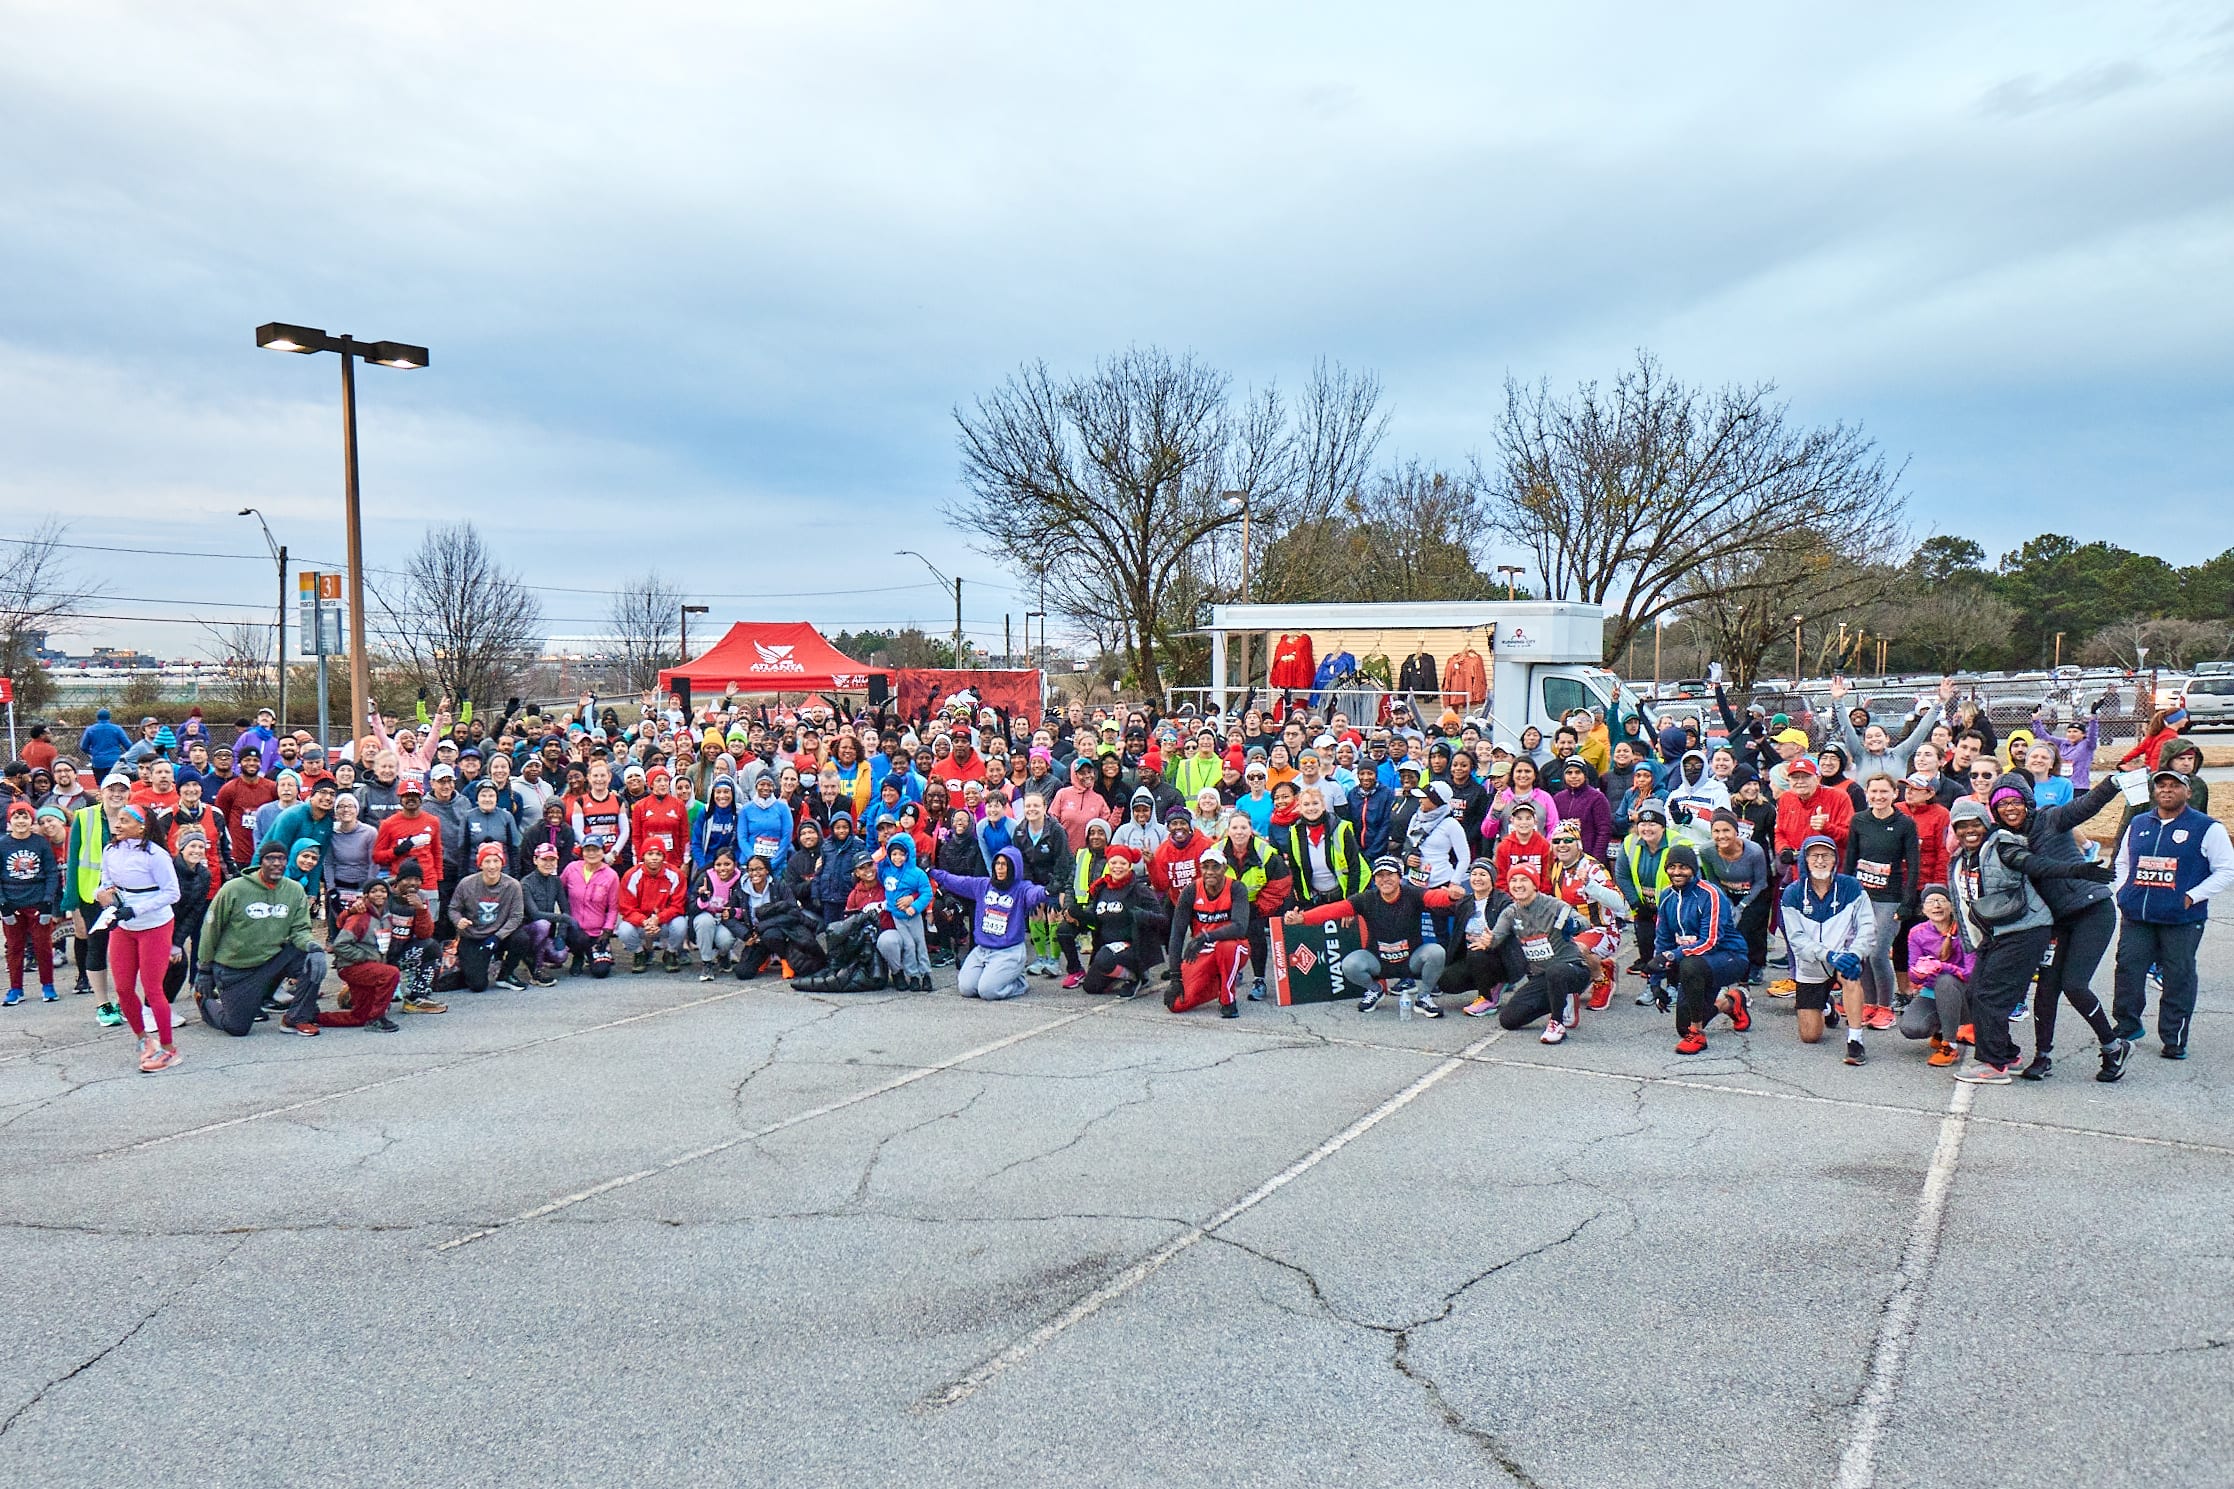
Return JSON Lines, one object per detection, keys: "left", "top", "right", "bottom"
{"left": 1441, "top": 648, "right": 1487, "bottom": 706}
{"left": 1269, "top": 634, "right": 1316, "bottom": 692}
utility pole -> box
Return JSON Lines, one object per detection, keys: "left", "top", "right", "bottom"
{"left": 240, "top": 509, "right": 287, "bottom": 729}
{"left": 1792, "top": 615, "right": 1805, "bottom": 685}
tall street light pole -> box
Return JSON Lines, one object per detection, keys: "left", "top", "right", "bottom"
{"left": 1792, "top": 614, "right": 1805, "bottom": 685}
{"left": 897, "top": 551, "right": 964, "bottom": 669}
{"left": 1496, "top": 564, "right": 1524, "bottom": 601}
{"left": 1222, "top": 490, "right": 1251, "bottom": 705}
{"left": 239, "top": 508, "right": 287, "bottom": 730}
{"left": 680, "top": 605, "right": 709, "bottom": 672}
{"left": 258, "top": 323, "right": 426, "bottom": 757}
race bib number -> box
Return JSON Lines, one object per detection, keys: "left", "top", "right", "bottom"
{"left": 753, "top": 836, "right": 780, "bottom": 860}
{"left": 1376, "top": 939, "right": 1412, "bottom": 964}
{"left": 1520, "top": 932, "right": 1554, "bottom": 962}
{"left": 2039, "top": 939, "right": 2058, "bottom": 968}
{"left": 1736, "top": 820, "right": 1756, "bottom": 840}
{"left": 375, "top": 929, "right": 391, "bottom": 954}
{"left": 241, "top": 811, "right": 258, "bottom": 830}
{"left": 2135, "top": 855, "right": 2179, "bottom": 889}
{"left": 1104, "top": 941, "right": 1129, "bottom": 955}
{"left": 1856, "top": 859, "right": 1891, "bottom": 890}
{"left": 981, "top": 908, "right": 1009, "bottom": 938}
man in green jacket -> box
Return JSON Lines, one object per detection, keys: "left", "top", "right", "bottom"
{"left": 195, "top": 841, "right": 325, "bottom": 1037}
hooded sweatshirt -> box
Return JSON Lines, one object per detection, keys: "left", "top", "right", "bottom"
{"left": 1111, "top": 788, "right": 1168, "bottom": 856}
{"left": 930, "top": 845, "right": 1047, "bottom": 949}
{"left": 878, "top": 835, "right": 934, "bottom": 922}
{"left": 1663, "top": 751, "right": 1729, "bottom": 850}
{"left": 693, "top": 778, "right": 743, "bottom": 869}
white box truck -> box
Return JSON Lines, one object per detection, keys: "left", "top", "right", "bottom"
{"left": 1196, "top": 600, "right": 1661, "bottom": 748}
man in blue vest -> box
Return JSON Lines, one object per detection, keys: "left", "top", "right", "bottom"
{"left": 2111, "top": 768, "right": 2234, "bottom": 1060}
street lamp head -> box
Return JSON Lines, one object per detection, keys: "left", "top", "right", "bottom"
{"left": 682, "top": 605, "right": 710, "bottom": 615}
{"left": 365, "top": 340, "right": 429, "bottom": 370}
{"left": 256, "top": 322, "right": 328, "bottom": 354}
{"left": 1222, "top": 490, "right": 1247, "bottom": 509}
{"left": 237, "top": 507, "right": 255, "bottom": 517}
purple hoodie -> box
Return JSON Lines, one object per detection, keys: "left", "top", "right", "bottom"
{"left": 930, "top": 845, "right": 1046, "bottom": 949}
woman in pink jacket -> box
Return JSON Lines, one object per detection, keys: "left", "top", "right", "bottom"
{"left": 1898, "top": 884, "right": 1975, "bottom": 1065}
{"left": 559, "top": 838, "right": 621, "bottom": 977}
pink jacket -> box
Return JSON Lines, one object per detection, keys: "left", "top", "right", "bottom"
{"left": 561, "top": 861, "right": 620, "bottom": 937}
{"left": 1905, "top": 920, "right": 1974, "bottom": 985}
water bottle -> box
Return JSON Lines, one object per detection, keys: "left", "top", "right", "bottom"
{"left": 1399, "top": 986, "right": 1414, "bottom": 1021}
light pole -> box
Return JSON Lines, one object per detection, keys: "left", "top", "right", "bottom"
{"left": 1497, "top": 564, "right": 1524, "bottom": 601}
{"left": 1223, "top": 490, "right": 1252, "bottom": 701}
{"left": 1792, "top": 614, "right": 1805, "bottom": 685}
{"left": 256, "top": 322, "right": 427, "bottom": 756}
{"left": 680, "top": 605, "right": 709, "bottom": 669}
{"left": 1653, "top": 615, "right": 1665, "bottom": 692}
{"left": 897, "top": 551, "right": 964, "bottom": 669}
{"left": 239, "top": 508, "right": 287, "bottom": 730}
{"left": 2054, "top": 631, "right": 2065, "bottom": 668}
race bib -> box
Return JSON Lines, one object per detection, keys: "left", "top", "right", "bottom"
{"left": 2039, "top": 939, "right": 2058, "bottom": 968}
{"left": 1737, "top": 820, "right": 1756, "bottom": 840}
{"left": 1857, "top": 859, "right": 1891, "bottom": 890}
{"left": 754, "top": 836, "right": 780, "bottom": 859}
{"left": 375, "top": 929, "right": 391, "bottom": 954}
{"left": 981, "top": 908, "right": 1009, "bottom": 938}
{"left": 2135, "top": 855, "right": 2179, "bottom": 889}
{"left": 241, "top": 811, "right": 258, "bottom": 830}
{"left": 1376, "top": 939, "right": 1411, "bottom": 964}
{"left": 1520, "top": 932, "right": 1554, "bottom": 962}
{"left": 1105, "top": 940, "right": 1129, "bottom": 955}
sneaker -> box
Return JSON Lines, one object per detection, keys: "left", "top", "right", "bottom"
{"left": 2096, "top": 1038, "right": 2131, "bottom": 1083}
{"left": 698, "top": 968, "right": 715, "bottom": 983}
{"left": 1586, "top": 978, "right": 1613, "bottom": 1011}
{"left": 1766, "top": 977, "right": 1797, "bottom": 999}
{"left": 2017, "top": 1053, "right": 2053, "bottom": 1082}
{"left": 1725, "top": 987, "right": 1751, "bottom": 1033}
{"left": 1358, "top": 983, "right": 1386, "bottom": 1013}
{"left": 40, "top": 984, "right": 58, "bottom": 1002}
{"left": 1248, "top": 977, "right": 1267, "bottom": 1002}
{"left": 497, "top": 975, "right": 528, "bottom": 992}
{"left": 1955, "top": 1060, "right": 2014, "bottom": 1084}
{"left": 1675, "top": 1028, "right": 1708, "bottom": 1055}
{"left": 1539, "top": 1019, "right": 1567, "bottom": 1045}
{"left": 1927, "top": 1037, "right": 1962, "bottom": 1068}
{"left": 95, "top": 1002, "right": 123, "bottom": 1028}
{"left": 1220, "top": 1000, "right": 1239, "bottom": 1019}
{"left": 2008, "top": 1002, "right": 2027, "bottom": 1022}
{"left": 631, "top": 951, "right": 650, "bottom": 974}
{"left": 1415, "top": 994, "right": 1444, "bottom": 1019}
{"left": 401, "top": 997, "right": 449, "bottom": 1015}
{"left": 1652, "top": 988, "right": 1670, "bottom": 1014}
{"left": 1061, "top": 972, "right": 1085, "bottom": 989}
{"left": 2, "top": 988, "right": 19, "bottom": 1007}
{"left": 1463, "top": 996, "right": 1495, "bottom": 1018}
{"left": 662, "top": 952, "right": 682, "bottom": 974}
{"left": 1955, "top": 1023, "right": 1974, "bottom": 1047}
{"left": 529, "top": 969, "right": 557, "bottom": 988}
{"left": 137, "top": 1035, "right": 161, "bottom": 1071}
{"left": 141, "top": 1044, "right": 180, "bottom": 1073}
{"left": 283, "top": 1018, "right": 321, "bottom": 1037}
{"left": 1844, "top": 1038, "right": 1867, "bottom": 1067}
{"left": 2160, "top": 1043, "right": 2188, "bottom": 1061}
{"left": 72, "top": 980, "right": 93, "bottom": 996}
{"left": 1634, "top": 987, "right": 1656, "bottom": 1007}
{"left": 371, "top": 1016, "right": 401, "bottom": 1032}
{"left": 1824, "top": 1004, "right": 1841, "bottom": 1030}
{"left": 1867, "top": 1004, "right": 1898, "bottom": 1031}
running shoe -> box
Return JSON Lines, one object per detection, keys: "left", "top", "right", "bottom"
{"left": 401, "top": 997, "right": 449, "bottom": 1015}
{"left": 1725, "top": 987, "right": 1751, "bottom": 1032}
{"left": 1766, "top": 977, "right": 1797, "bottom": 999}
{"left": 1462, "top": 996, "right": 1496, "bottom": 1018}
{"left": 1061, "top": 972, "right": 1084, "bottom": 989}
{"left": 142, "top": 1045, "right": 180, "bottom": 1073}
{"left": 1844, "top": 1038, "right": 1867, "bottom": 1067}
{"left": 1220, "top": 1000, "right": 1239, "bottom": 1019}
{"left": 1675, "top": 1028, "right": 1708, "bottom": 1055}
{"left": 1539, "top": 1019, "right": 1567, "bottom": 1045}
{"left": 1415, "top": 994, "right": 1444, "bottom": 1019}
{"left": 371, "top": 1016, "right": 401, "bottom": 1032}
{"left": 2, "top": 988, "right": 19, "bottom": 1007}
{"left": 1248, "top": 977, "right": 1267, "bottom": 1002}
{"left": 2017, "top": 1053, "right": 2053, "bottom": 1082}
{"left": 1634, "top": 987, "right": 1656, "bottom": 1007}
{"left": 1586, "top": 979, "right": 1613, "bottom": 1011}
{"left": 698, "top": 968, "right": 715, "bottom": 982}
{"left": 2096, "top": 1038, "right": 2131, "bottom": 1083}
{"left": 1927, "top": 1037, "right": 1962, "bottom": 1068}
{"left": 529, "top": 969, "right": 556, "bottom": 987}
{"left": 40, "top": 984, "right": 58, "bottom": 1002}
{"left": 136, "top": 1035, "right": 160, "bottom": 1071}
{"left": 497, "top": 974, "right": 528, "bottom": 992}
{"left": 94, "top": 1002, "right": 123, "bottom": 1028}
{"left": 1954, "top": 1060, "right": 2014, "bottom": 1084}
{"left": 1358, "top": 982, "right": 1386, "bottom": 1013}
{"left": 2160, "top": 1043, "right": 2188, "bottom": 1061}
{"left": 1866, "top": 1004, "right": 1898, "bottom": 1031}
{"left": 1955, "top": 1023, "right": 1974, "bottom": 1046}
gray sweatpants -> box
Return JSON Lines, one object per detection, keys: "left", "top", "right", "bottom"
{"left": 878, "top": 917, "right": 930, "bottom": 976}
{"left": 1337, "top": 944, "right": 1446, "bottom": 995}
{"left": 1859, "top": 900, "right": 1902, "bottom": 1007}
{"left": 958, "top": 941, "right": 1030, "bottom": 1001}
{"left": 616, "top": 918, "right": 688, "bottom": 955}
{"left": 1897, "top": 972, "right": 1967, "bottom": 1041}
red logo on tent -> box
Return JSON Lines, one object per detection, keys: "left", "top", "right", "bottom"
{"left": 1288, "top": 943, "right": 1317, "bottom": 975}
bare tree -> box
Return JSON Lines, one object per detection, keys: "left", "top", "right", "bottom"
{"left": 1255, "top": 461, "right": 1493, "bottom": 604}
{"left": 370, "top": 523, "right": 544, "bottom": 710}
{"left": 1682, "top": 526, "right": 1911, "bottom": 688}
{"left": 197, "top": 619, "right": 277, "bottom": 716}
{"left": 1874, "top": 585, "right": 2020, "bottom": 675}
{"left": 0, "top": 520, "right": 100, "bottom": 715}
{"left": 607, "top": 570, "right": 684, "bottom": 692}
{"left": 2081, "top": 616, "right": 2232, "bottom": 670}
{"left": 952, "top": 346, "right": 1296, "bottom": 693}
{"left": 1485, "top": 350, "right": 1909, "bottom": 663}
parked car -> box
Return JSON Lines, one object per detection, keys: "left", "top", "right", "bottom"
{"left": 2178, "top": 674, "right": 2234, "bottom": 729}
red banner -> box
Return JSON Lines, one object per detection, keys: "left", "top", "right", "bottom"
{"left": 890, "top": 669, "right": 1042, "bottom": 722}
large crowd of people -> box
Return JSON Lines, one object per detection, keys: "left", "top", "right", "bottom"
{"left": 1, "top": 672, "right": 2224, "bottom": 1085}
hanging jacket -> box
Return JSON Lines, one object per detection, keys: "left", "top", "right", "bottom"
{"left": 1441, "top": 649, "right": 1487, "bottom": 707}
{"left": 1310, "top": 651, "right": 1358, "bottom": 708}
{"left": 1268, "top": 634, "right": 1315, "bottom": 692}
{"left": 1397, "top": 651, "right": 1439, "bottom": 695}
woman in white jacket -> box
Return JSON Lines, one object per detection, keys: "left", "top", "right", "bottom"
{"left": 1406, "top": 780, "right": 1472, "bottom": 951}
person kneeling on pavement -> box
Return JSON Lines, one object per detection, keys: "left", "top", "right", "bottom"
{"left": 931, "top": 845, "right": 1046, "bottom": 1001}
{"left": 616, "top": 842, "right": 688, "bottom": 973}
{"left": 1899, "top": 885, "right": 1972, "bottom": 1068}
{"left": 1075, "top": 844, "right": 1167, "bottom": 998}
{"left": 378, "top": 862, "right": 447, "bottom": 1014}
{"left": 1779, "top": 835, "right": 1874, "bottom": 1066}
{"left": 1479, "top": 865, "right": 1594, "bottom": 1044}
{"left": 195, "top": 841, "right": 326, "bottom": 1037}
{"left": 448, "top": 842, "right": 530, "bottom": 992}
{"left": 1168, "top": 850, "right": 1254, "bottom": 1017}
{"left": 1654, "top": 844, "right": 1752, "bottom": 1056}
{"left": 1285, "top": 854, "right": 1462, "bottom": 1017}
{"left": 737, "top": 852, "right": 817, "bottom": 981}
{"left": 323, "top": 878, "right": 403, "bottom": 1031}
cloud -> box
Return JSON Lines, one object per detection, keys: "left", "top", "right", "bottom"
{"left": 1977, "top": 60, "right": 2159, "bottom": 118}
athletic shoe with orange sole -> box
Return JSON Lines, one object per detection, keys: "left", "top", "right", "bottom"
{"left": 1675, "top": 1027, "right": 1709, "bottom": 1055}
{"left": 1955, "top": 1023, "right": 1975, "bottom": 1046}
{"left": 1586, "top": 977, "right": 1614, "bottom": 1011}
{"left": 1725, "top": 987, "right": 1751, "bottom": 1032}
{"left": 1766, "top": 978, "right": 1797, "bottom": 999}
{"left": 1927, "top": 1036, "right": 1962, "bottom": 1068}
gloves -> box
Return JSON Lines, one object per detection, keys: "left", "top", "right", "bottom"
{"left": 506, "top": 696, "right": 520, "bottom": 715}
{"left": 1828, "top": 951, "right": 1863, "bottom": 979}
{"left": 1778, "top": 847, "right": 1798, "bottom": 868}
{"left": 1183, "top": 935, "right": 1203, "bottom": 960}
{"left": 1910, "top": 957, "right": 1942, "bottom": 982}
{"left": 2073, "top": 862, "right": 2115, "bottom": 884}
{"left": 193, "top": 967, "right": 216, "bottom": 997}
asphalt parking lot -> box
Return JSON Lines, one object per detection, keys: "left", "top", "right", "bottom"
{"left": 2, "top": 924, "right": 2229, "bottom": 1489}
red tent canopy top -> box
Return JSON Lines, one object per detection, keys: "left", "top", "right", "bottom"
{"left": 658, "top": 622, "right": 885, "bottom": 695}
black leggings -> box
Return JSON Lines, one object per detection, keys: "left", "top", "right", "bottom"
{"left": 1082, "top": 942, "right": 1149, "bottom": 995}
{"left": 1970, "top": 925, "right": 2052, "bottom": 1069}
{"left": 1497, "top": 962, "right": 1589, "bottom": 1030}
{"left": 2032, "top": 899, "right": 2116, "bottom": 1055}
{"left": 1437, "top": 943, "right": 1524, "bottom": 1000}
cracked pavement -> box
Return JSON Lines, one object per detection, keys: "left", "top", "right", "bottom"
{"left": 1, "top": 922, "right": 2230, "bottom": 1488}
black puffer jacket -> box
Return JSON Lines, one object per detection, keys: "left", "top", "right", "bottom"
{"left": 2015, "top": 772, "right": 2122, "bottom": 919}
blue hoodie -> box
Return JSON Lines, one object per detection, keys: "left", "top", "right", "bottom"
{"left": 79, "top": 710, "right": 131, "bottom": 776}
{"left": 878, "top": 835, "right": 933, "bottom": 922}
{"left": 931, "top": 845, "right": 1046, "bottom": 949}
{"left": 693, "top": 776, "right": 741, "bottom": 869}
{"left": 738, "top": 783, "right": 794, "bottom": 873}
{"left": 811, "top": 816, "right": 868, "bottom": 918}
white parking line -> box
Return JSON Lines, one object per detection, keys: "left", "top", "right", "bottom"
{"left": 1836, "top": 1081, "right": 1975, "bottom": 1489}
{"left": 918, "top": 1028, "right": 1506, "bottom": 1413}
{"left": 433, "top": 1004, "right": 1109, "bottom": 1252}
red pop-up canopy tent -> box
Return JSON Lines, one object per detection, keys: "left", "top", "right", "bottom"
{"left": 658, "top": 623, "right": 884, "bottom": 696}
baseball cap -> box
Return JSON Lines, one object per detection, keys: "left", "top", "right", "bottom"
{"left": 1904, "top": 771, "right": 1936, "bottom": 790}
{"left": 1370, "top": 854, "right": 1404, "bottom": 875}
{"left": 399, "top": 774, "right": 425, "bottom": 795}
{"left": 2150, "top": 767, "right": 2188, "bottom": 784}
{"left": 1774, "top": 728, "right": 1810, "bottom": 747}
{"left": 1786, "top": 757, "right": 1820, "bottom": 777}
{"left": 1800, "top": 833, "right": 1839, "bottom": 857}
{"left": 430, "top": 763, "right": 457, "bottom": 781}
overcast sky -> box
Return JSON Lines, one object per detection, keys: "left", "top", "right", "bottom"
{"left": 3, "top": 2, "right": 2229, "bottom": 659}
